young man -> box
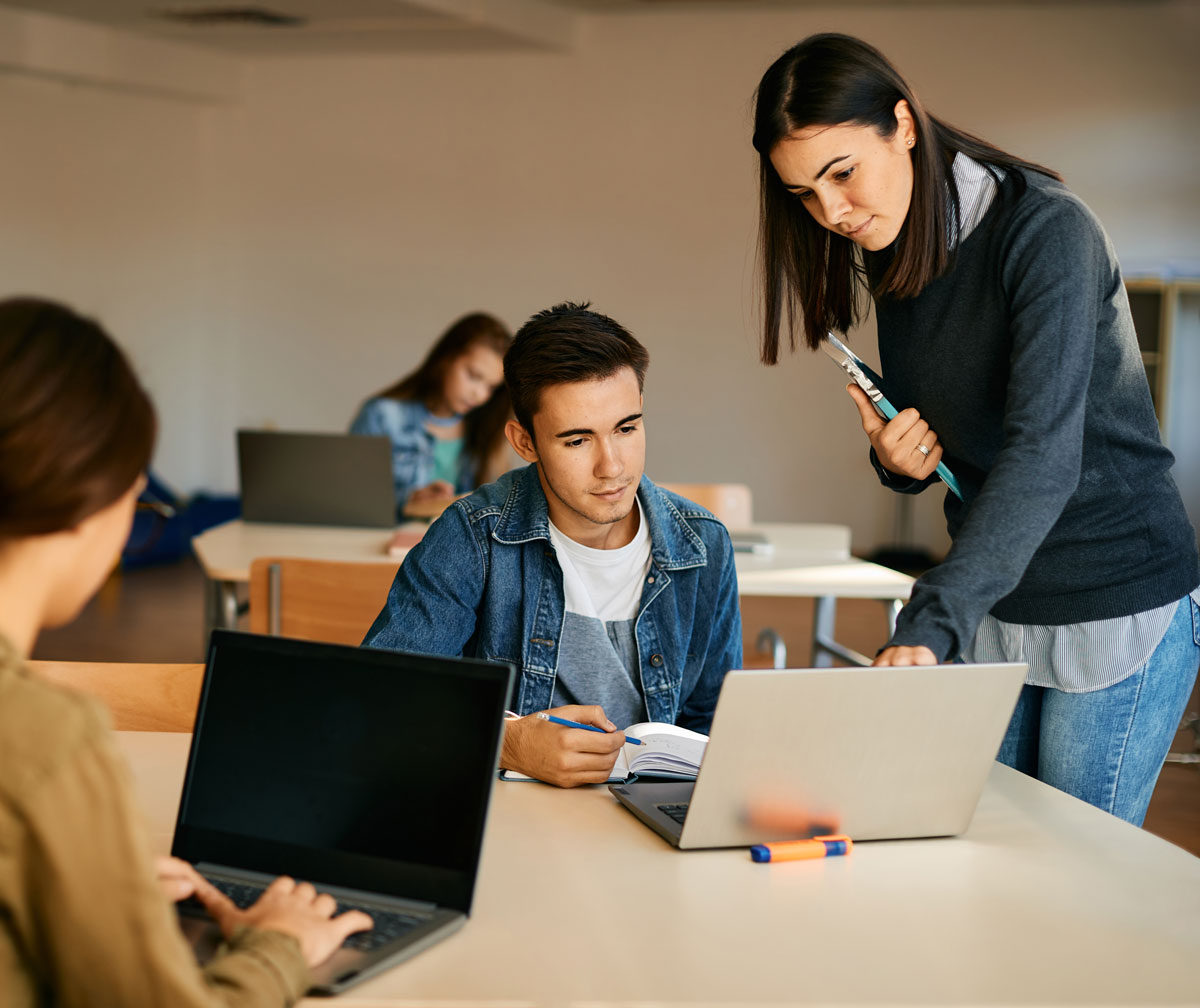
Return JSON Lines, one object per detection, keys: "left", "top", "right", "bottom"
{"left": 363, "top": 303, "right": 742, "bottom": 787}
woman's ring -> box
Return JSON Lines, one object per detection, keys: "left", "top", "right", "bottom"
{"left": 916, "top": 443, "right": 931, "bottom": 457}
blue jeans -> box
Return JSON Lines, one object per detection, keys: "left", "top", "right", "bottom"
{"left": 996, "top": 595, "right": 1200, "bottom": 826}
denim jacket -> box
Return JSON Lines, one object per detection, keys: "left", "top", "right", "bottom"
{"left": 363, "top": 465, "right": 742, "bottom": 732}
{"left": 349, "top": 397, "right": 476, "bottom": 513}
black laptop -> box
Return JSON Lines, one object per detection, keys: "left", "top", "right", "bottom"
{"left": 237, "top": 429, "right": 396, "bottom": 527}
{"left": 173, "top": 630, "right": 513, "bottom": 994}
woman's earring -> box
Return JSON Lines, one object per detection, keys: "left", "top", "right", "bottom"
{"left": 907, "top": 137, "right": 915, "bottom": 147}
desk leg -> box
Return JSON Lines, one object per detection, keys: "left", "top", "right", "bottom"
{"left": 812, "top": 596, "right": 835, "bottom": 666}
{"left": 812, "top": 596, "right": 882, "bottom": 667}
{"left": 204, "top": 577, "right": 241, "bottom": 637}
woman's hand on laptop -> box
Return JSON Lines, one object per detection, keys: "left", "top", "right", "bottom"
{"left": 190, "top": 872, "right": 374, "bottom": 966}
{"left": 501, "top": 704, "right": 625, "bottom": 788}
{"left": 153, "top": 855, "right": 210, "bottom": 902}
{"left": 873, "top": 645, "right": 938, "bottom": 666}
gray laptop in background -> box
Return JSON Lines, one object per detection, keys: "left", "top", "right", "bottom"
{"left": 237, "top": 429, "right": 395, "bottom": 527}
{"left": 611, "top": 662, "right": 1027, "bottom": 849}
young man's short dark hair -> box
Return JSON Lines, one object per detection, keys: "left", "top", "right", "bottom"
{"left": 504, "top": 302, "right": 650, "bottom": 435}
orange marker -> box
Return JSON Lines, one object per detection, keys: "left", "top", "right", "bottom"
{"left": 750, "top": 834, "right": 852, "bottom": 862}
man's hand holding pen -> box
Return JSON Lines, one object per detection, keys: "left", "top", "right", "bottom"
{"left": 501, "top": 704, "right": 627, "bottom": 788}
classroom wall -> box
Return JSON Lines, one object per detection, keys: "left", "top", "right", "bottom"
{"left": 1, "top": 2, "right": 1197, "bottom": 554}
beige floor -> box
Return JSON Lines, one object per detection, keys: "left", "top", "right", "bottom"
{"left": 32, "top": 555, "right": 1200, "bottom": 857}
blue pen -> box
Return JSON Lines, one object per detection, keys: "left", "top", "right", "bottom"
{"left": 535, "top": 712, "right": 643, "bottom": 745}
{"left": 821, "top": 332, "right": 964, "bottom": 501}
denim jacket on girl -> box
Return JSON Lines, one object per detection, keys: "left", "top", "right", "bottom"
{"left": 349, "top": 397, "right": 476, "bottom": 514}
{"left": 363, "top": 464, "right": 742, "bottom": 732}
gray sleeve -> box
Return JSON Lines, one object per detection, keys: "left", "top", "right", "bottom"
{"left": 889, "top": 196, "right": 1107, "bottom": 660}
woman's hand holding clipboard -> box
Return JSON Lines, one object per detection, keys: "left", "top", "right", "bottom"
{"left": 820, "top": 332, "right": 964, "bottom": 501}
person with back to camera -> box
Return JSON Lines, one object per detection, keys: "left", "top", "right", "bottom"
{"left": 750, "top": 33, "right": 1199, "bottom": 825}
{"left": 349, "top": 312, "right": 512, "bottom": 519}
{"left": 0, "top": 297, "right": 372, "bottom": 1006}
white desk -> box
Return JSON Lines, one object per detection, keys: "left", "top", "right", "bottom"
{"left": 193, "top": 519, "right": 914, "bottom": 666}
{"left": 192, "top": 520, "right": 416, "bottom": 631}
{"left": 735, "top": 522, "right": 914, "bottom": 665}
{"left": 119, "top": 730, "right": 1200, "bottom": 1007}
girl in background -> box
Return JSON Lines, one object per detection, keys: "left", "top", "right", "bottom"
{"left": 0, "top": 297, "right": 370, "bottom": 1006}
{"left": 350, "top": 312, "right": 511, "bottom": 518}
{"left": 750, "top": 34, "right": 1199, "bottom": 825}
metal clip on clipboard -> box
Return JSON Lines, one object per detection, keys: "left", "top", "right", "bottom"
{"left": 820, "top": 332, "right": 964, "bottom": 501}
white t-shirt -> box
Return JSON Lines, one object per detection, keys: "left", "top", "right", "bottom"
{"left": 546, "top": 500, "right": 653, "bottom": 726}
{"left": 547, "top": 499, "right": 651, "bottom": 621}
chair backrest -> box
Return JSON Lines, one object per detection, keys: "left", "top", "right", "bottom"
{"left": 248, "top": 556, "right": 401, "bottom": 645}
{"left": 658, "top": 483, "right": 753, "bottom": 528}
{"left": 30, "top": 661, "right": 203, "bottom": 731}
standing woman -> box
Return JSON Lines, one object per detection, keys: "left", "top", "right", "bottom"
{"left": 0, "top": 297, "right": 370, "bottom": 1005}
{"left": 350, "top": 312, "right": 511, "bottom": 518}
{"left": 751, "top": 34, "right": 1199, "bottom": 825}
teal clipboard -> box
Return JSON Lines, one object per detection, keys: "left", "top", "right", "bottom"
{"left": 820, "top": 332, "right": 963, "bottom": 501}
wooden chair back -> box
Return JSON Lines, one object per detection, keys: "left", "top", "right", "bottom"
{"left": 658, "top": 483, "right": 753, "bottom": 528}
{"left": 248, "top": 556, "right": 401, "bottom": 645}
{"left": 30, "top": 661, "right": 203, "bottom": 731}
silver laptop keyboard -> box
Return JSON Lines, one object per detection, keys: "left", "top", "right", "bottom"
{"left": 187, "top": 875, "right": 427, "bottom": 952}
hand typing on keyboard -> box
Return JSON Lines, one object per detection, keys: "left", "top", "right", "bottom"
{"left": 155, "top": 856, "right": 373, "bottom": 966}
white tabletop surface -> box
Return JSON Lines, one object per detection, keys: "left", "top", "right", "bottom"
{"left": 734, "top": 522, "right": 913, "bottom": 601}
{"left": 118, "top": 731, "right": 1199, "bottom": 1007}
{"left": 193, "top": 518, "right": 914, "bottom": 602}
{"left": 192, "top": 520, "right": 418, "bottom": 581}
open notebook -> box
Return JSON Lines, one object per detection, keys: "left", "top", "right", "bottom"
{"left": 501, "top": 721, "right": 708, "bottom": 782}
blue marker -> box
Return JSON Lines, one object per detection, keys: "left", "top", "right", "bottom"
{"left": 535, "top": 712, "right": 643, "bottom": 745}
{"left": 750, "top": 835, "right": 852, "bottom": 862}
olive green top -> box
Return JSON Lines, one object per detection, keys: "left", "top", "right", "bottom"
{"left": 0, "top": 633, "right": 310, "bottom": 1008}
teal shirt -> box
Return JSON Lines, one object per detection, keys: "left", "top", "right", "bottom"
{"left": 430, "top": 436, "right": 464, "bottom": 486}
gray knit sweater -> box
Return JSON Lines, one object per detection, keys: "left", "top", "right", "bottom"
{"left": 866, "top": 167, "right": 1199, "bottom": 662}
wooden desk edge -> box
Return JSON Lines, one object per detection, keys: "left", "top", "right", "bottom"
{"left": 30, "top": 660, "right": 203, "bottom": 733}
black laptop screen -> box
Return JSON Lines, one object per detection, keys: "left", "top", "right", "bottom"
{"left": 172, "top": 631, "right": 512, "bottom": 912}
{"left": 236, "top": 429, "right": 396, "bottom": 527}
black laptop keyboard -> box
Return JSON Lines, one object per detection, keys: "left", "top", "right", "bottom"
{"left": 657, "top": 802, "right": 690, "bottom": 825}
{"left": 183, "top": 876, "right": 427, "bottom": 952}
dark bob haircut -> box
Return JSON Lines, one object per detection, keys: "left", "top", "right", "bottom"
{"left": 0, "top": 297, "right": 156, "bottom": 537}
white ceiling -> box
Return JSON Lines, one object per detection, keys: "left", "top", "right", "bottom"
{"left": 0, "top": 0, "right": 1131, "bottom": 54}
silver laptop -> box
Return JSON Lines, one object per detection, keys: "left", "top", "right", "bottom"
{"left": 237, "top": 429, "right": 396, "bottom": 527}
{"left": 610, "top": 663, "right": 1026, "bottom": 849}
{"left": 173, "top": 630, "right": 514, "bottom": 994}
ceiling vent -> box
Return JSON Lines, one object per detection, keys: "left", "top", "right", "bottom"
{"left": 154, "top": 6, "right": 306, "bottom": 27}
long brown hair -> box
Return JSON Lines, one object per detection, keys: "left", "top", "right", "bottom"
{"left": 0, "top": 297, "right": 156, "bottom": 537}
{"left": 374, "top": 312, "right": 512, "bottom": 480}
{"left": 752, "top": 33, "right": 1060, "bottom": 360}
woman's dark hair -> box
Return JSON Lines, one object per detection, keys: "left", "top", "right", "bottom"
{"left": 753, "top": 32, "right": 1061, "bottom": 359}
{"left": 0, "top": 297, "right": 156, "bottom": 537}
{"left": 505, "top": 302, "right": 649, "bottom": 436}
{"left": 376, "top": 311, "right": 512, "bottom": 481}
